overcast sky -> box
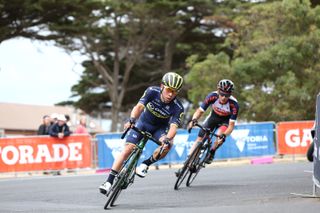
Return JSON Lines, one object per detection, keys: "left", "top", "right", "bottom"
{"left": 0, "top": 38, "right": 86, "bottom": 106}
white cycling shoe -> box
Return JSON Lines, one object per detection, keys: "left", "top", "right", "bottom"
{"left": 99, "top": 181, "right": 112, "bottom": 195}
{"left": 136, "top": 163, "right": 149, "bottom": 178}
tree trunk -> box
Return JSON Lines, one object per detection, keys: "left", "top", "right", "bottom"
{"left": 163, "top": 38, "right": 176, "bottom": 71}
{"left": 111, "top": 104, "right": 120, "bottom": 132}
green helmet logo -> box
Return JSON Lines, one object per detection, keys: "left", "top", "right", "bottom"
{"left": 161, "top": 72, "right": 183, "bottom": 91}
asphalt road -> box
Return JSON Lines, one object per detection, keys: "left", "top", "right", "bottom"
{"left": 0, "top": 161, "right": 320, "bottom": 213}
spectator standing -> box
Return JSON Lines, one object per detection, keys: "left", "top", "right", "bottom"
{"left": 49, "top": 114, "right": 71, "bottom": 139}
{"left": 48, "top": 114, "right": 71, "bottom": 175}
{"left": 64, "top": 114, "right": 72, "bottom": 127}
{"left": 74, "top": 115, "right": 88, "bottom": 134}
{"left": 50, "top": 113, "right": 59, "bottom": 125}
{"left": 37, "top": 115, "right": 51, "bottom": 135}
{"left": 38, "top": 115, "right": 52, "bottom": 175}
{"left": 48, "top": 113, "right": 58, "bottom": 133}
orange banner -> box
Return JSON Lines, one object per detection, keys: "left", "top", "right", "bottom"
{"left": 0, "top": 135, "right": 92, "bottom": 172}
{"left": 277, "top": 121, "right": 314, "bottom": 155}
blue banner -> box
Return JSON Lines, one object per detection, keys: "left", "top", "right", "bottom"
{"left": 96, "top": 122, "right": 276, "bottom": 169}
{"left": 96, "top": 133, "right": 123, "bottom": 169}
{"left": 96, "top": 129, "right": 194, "bottom": 168}
{"left": 216, "top": 122, "right": 276, "bottom": 159}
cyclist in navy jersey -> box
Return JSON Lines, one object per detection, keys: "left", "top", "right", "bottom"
{"left": 99, "top": 72, "right": 185, "bottom": 195}
{"left": 187, "top": 79, "right": 239, "bottom": 164}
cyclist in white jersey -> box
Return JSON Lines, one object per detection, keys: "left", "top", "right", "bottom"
{"left": 187, "top": 79, "right": 239, "bottom": 164}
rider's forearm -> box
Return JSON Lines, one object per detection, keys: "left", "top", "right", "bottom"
{"left": 223, "top": 121, "right": 235, "bottom": 135}
{"left": 166, "top": 124, "right": 178, "bottom": 140}
{"left": 192, "top": 108, "right": 204, "bottom": 120}
{"left": 130, "top": 103, "right": 145, "bottom": 120}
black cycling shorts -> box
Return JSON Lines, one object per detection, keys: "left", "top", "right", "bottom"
{"left": 198, "top": 113, "right": 229, "bottom": 137}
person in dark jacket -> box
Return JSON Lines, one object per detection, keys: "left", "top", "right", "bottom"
{"left": 49, "top": 114, "right": 71, "bottom": 139}
{"left": 37, "top": 115, "right": 51, "bottom": 135}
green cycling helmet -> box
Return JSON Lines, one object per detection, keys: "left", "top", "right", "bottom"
{"left": 161, "top": 72, "right": 183, "bottom": 91}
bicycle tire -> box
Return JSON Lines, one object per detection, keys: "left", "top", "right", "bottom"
{"left": 104, "top": 171, "right": 126, "bottom": 209}
{"left": 174, "top": 142, "right": 202, "bottom": 190}
{"left": 186, "top": 143, "right": 209, "bottom": 187}
{"left": 110, "top": 167, "right": 135, "bottom": 207}
{"left": 110, "top": 188, "right": 122, "bottom": 207}
{"left": 110, "top": 164, "right": 137, "bottom": 207}
{"left": 104, "top": 150, "right": 140, "bottom": 209}
{"left": 174, "top": 159, "right": 191, "bottom": 190}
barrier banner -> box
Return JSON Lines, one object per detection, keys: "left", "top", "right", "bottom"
{"left": 277, "top": 121, "right": 314, "bottom": 155}
{"left": 314, "top": 93, "right": 320, "bottom": 187}
{"left": 96, "top": 130, "right": 196, "bottom": 168}
{"left": 216, "top": 122, "right": 276, "bottom": 159}
{"left": 96, "top": 122, "right": 275, "bottom": 169}
{"left": 96, "top": 133, "right": 123, "bottom": 169}
{"left": 0, "top": 135, "right": 92, "bottom": 172}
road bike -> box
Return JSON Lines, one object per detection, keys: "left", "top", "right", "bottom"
{"left": 103, "top": 125, "right": 162, "bottom": 209}
{"left": 174, "top": 123, "right": 218, "bottom": 190}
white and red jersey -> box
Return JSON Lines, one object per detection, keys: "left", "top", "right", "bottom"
{"left": 200, "top": 91, "right": 239, "bottom": 122}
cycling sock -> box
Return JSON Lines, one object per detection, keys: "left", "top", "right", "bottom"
{"left": 142, "top": 156, "right": 156, "bottom": 166}
{"left": 107, "top": 169, "right": 118, "bottom": 184}
{"left": 209, "top": 149, "right": 216, "bottom": 158}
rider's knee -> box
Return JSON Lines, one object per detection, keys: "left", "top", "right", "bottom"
{"left": 122, "top": 143, "right": 135, "bottom": 155}
{"left": 214, "top": 140, "right": 224, "bottom": 148}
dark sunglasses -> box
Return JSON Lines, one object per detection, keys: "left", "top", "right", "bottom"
{"left": 219, "top": 92, "right": 231, "bottom": 98}
{"left": 163, "top": 86, "right": 178, "bottom": 94}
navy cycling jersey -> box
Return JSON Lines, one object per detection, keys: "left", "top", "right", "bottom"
{"left": 200, "top": 91, "right": 239, "bottom": 121}
{"left": 138, "top": 86, "right": 184, "bottom": 127}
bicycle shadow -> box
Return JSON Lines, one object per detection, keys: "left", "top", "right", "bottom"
{"left": 172, "top": 182, "right": 246, "bottom": 194}
{"left": 108, "top": 202, "right": 181, "bottom": 210}
{"left": 108, "top": 183, "right": 245, "bottom": 210}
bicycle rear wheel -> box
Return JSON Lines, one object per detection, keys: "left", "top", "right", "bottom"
{"left": 174, "top": 142, "right": 202, "bottom": 190}
{"left": 186, "top": 145, "right": 209, "bottom": 187}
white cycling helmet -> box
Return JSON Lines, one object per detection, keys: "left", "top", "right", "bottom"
{"left": 217, "top": 79, "right": 234, "bottom": 93}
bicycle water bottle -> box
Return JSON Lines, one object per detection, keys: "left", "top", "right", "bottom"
{"left": 199, "top": 148, "right": 205, "bottom": 158}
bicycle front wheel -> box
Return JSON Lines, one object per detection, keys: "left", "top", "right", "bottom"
{"left": 174, "top": 142, "right": 202, "bottom": 190}
{"left": 110, "top": 187, "right": 122, "bottom": 207}
{"left": 104, "top": 169, "right": 126, "bottom": 209}
{"left": 104, "top": 150, "right": 140, "bottom": 209}
{"left": 186, "top": 145, "right": 209, "bottom": 187}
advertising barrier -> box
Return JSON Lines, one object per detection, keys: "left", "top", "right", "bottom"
{"left": 0, "top": 135, "right": 92, "bottom": 172}
{"left": 217, "top": 122, "right": 276, "bottom": 159}
{"left": 96, "top": 122, "right": 275, "bottom": 169}
{"left": 277, "top": 121, "right": 314, "bottom": 155}
{"left": 314, "top": 93, "right": 320, "bottom": 188}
